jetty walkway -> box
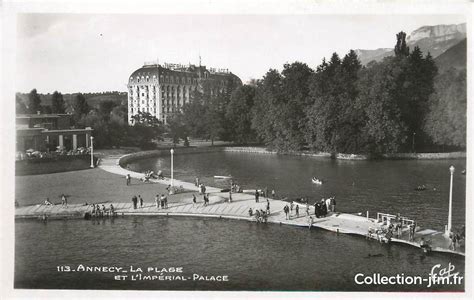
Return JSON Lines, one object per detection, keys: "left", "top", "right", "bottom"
{"left": 15, "top": 153, "right": 464, "bottom": 257}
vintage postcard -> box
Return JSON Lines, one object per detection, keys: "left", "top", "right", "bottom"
{"left": 1, "top": 0, "right": 472, "bottom": 299}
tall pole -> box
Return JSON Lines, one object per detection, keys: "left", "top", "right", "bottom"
{"left": 90, "top": 136, "right": 94, "bottom": 168}
{"left": 447, "top": 165, "right": 455, "bottom": 235}
{"left": 170, "top": 148, "right": 174, "bottom": 187}
{"left": 412, "top": 132, "right": 416, "bottom": 153}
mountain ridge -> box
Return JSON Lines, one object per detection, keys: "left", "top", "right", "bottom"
{"left": 356, "top": 23, "right": 466, "bottom": 65}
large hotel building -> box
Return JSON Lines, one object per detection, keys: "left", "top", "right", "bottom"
{"left": 127, "top": 61, "right": 242, "bottom": 124}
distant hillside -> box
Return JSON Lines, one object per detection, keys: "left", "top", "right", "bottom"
{"left": 434, "top": 38, "right": 466, "bottom": 73}
{"left": 356, "top": 23, "right": 466, "bottom": 65}
{"left": 17, "top": 91, "right": 127, "bottom": 111}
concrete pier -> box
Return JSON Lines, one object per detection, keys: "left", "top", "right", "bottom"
{"left": 15, "top": 153, "right": 465, "bottom": 257}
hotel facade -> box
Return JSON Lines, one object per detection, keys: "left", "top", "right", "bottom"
{"left": 127, "top": 62, "right": 242, "bottom": 124}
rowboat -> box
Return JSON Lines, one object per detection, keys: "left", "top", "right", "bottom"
{"left": 214, "top": 175, "right": 232, "bottom": 179}
{"left": 312, "top": 177, "right": 323, "bottom": 185}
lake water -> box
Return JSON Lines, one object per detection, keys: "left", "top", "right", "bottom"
{"left": 15, "top": 152, "right": 466, "bottom": 291}
{"left": 16, "top": 217, "right": 465, "bottom": 291}
{"left": 128, "top": 151, "right": 466, "bottom": 230}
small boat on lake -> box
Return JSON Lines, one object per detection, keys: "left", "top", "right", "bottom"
{"left": 312, "top": 177, "right": 323, "bottom": 185}
{"left": 214, "top": 175, "right": 232, "bottom": 179}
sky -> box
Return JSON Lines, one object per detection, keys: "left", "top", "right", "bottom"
{"left": 16, "top": 14, "right": 466, "bottom": 93}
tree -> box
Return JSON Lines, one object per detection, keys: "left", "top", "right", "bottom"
{"left": 131, "top": 111, "right": 162, "bottom": 127}
{"left": 127, "top": 111, "right": 165, "bottom": 149}
{"left": 181, "top": 90, "right": 208, "bottom": 138}
{"left": 251, "top": 63, "right": 313, "bottom": 151}
{"left": 166, "top": 113, "right": 189, "bottom": 146}
{"left": 306, "top": 53, "right": 344, "bottom": 153}
{"left": 423, "top": 68, "right": 466, "bottom": 148}
{"left": 72, "top": 93, "right": 89, "bottom": 123}
{"left": 394, "top": 31, "right": 409, "bottom": 57}
{"left": 251, "top": 69, "right": 283, "bottom": 148}
{"left": 226, "top": 85, "right": 257, "bottom": 144}
{"left": 51, "top": 91, "right": 66, "bottom": 113}
{"left": 98, "top": 100, "right": 116, "bottom": 118}
{"left": 16, "top": 94, "right": 27, "bottom": 114}
{"left": 27, "top": 89, "right": 42, "bottom": 114}
{"left": 356, "top": 58, "right": 408, "bottom": 154}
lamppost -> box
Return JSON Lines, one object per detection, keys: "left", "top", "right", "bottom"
{"left": 412, "top": 132, "right": 416, "bottom": 153}
{"left": 90, "top": 136, "right": 94, "bottom": 168}
{"left": 446, "top": 165, "right": 455, "bottom": 235}
{"left": 170, "top": 148, "right": 174, "bottom": 187}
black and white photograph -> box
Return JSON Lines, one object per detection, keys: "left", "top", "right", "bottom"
{"left": 1, "top": 0, "right": 472, "bottom": 298}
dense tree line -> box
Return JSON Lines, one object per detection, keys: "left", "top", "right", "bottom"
{"left": 224, "top": 32, "right": 463, "bottom": 154}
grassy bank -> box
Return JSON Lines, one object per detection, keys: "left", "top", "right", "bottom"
{"left": 15, "top": 168, "right": 194, "bottom": 208}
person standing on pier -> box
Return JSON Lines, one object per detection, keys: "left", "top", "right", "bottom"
{"left": 155, "top": 194, "right": 159, "bottom": 208}
{"left": 61, "top": 194, "right": 68, "bottom": 207}
{"left": 266, "top": 199, "right": 270, "bottom": 214}
{"left": 192, "top": 194, "right": 197, "bottom": 207}
{"left": 283, "top": 205, "right": 289, "bottom": 220}
{"left": 331, "top": 197, "right": 336, "bottom": 212}
{"left": 408, "top": 223, "right": 414, "bottom": 241}
{"left": 271, "top": 189, "right": 275, "bottom": 199}
{"left": 229, "top": 190, "right": 232, "bottom": 203}
{"left": 306, "top": 203, "right": 310, "bottom": 216}
{"left": 132, "top": 195, "right": 138, "bottom": 209}
{"left": 308, "top": 216, "right": 313, "bottom": 229}
{"left": 195, "top": 177, "right": 200, "bottom": 187}
{"left": 160, "top": 194, "right": 166, "bottom": 208}
{"left": 295, "top": 204, "right": 299, "bottom": 217}
{"left": 325, "top": 198, "right": 331, "bottom": 213}
{"left": 139, "top": 195, "right": 144, "bottom": 208}
{"left": 255, "top": 190, "right": 259, "bottom": 203}
{"left": 110, "top": 204, "right": 115, "bottom": 216}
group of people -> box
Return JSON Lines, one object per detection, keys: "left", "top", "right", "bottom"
{"left": 449, "top": 227, "right": 465, "bottom": 250}
{"left": 131, "top": 195, "right": 145, "bottom": 209}
{"left": 314, "top": 197, "right": 335, "bottom": 218}
{"left": 42, "top": 194, "right": 69, "bottom": 206}
{"left": 230, "top": 182, "right": 243, "bottom": 193}
{"left": 154, "top": 194, "right": 169, "bottom": 209}
{"left": 282, "top": 203, "right": 300, "bottom": 220}
{"left": 249, "top": 208, "right": 269, "bottom": 223}
{"left": 141, "top": 170, "right": 158, "bottom": 182}
{"left": 90, "top": 203, "right": 116, "bottom": 218}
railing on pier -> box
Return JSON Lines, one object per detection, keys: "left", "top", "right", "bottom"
{"left": 376, "top": 212, "right": 415, "bottom": 227}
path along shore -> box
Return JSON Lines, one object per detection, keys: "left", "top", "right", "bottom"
{"left": 15, "top": 152, "right": 464, "bottom": 257}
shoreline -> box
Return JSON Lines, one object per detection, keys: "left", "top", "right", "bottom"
{"left": 118, "top": 146, "right": 466, "bottom": 164}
